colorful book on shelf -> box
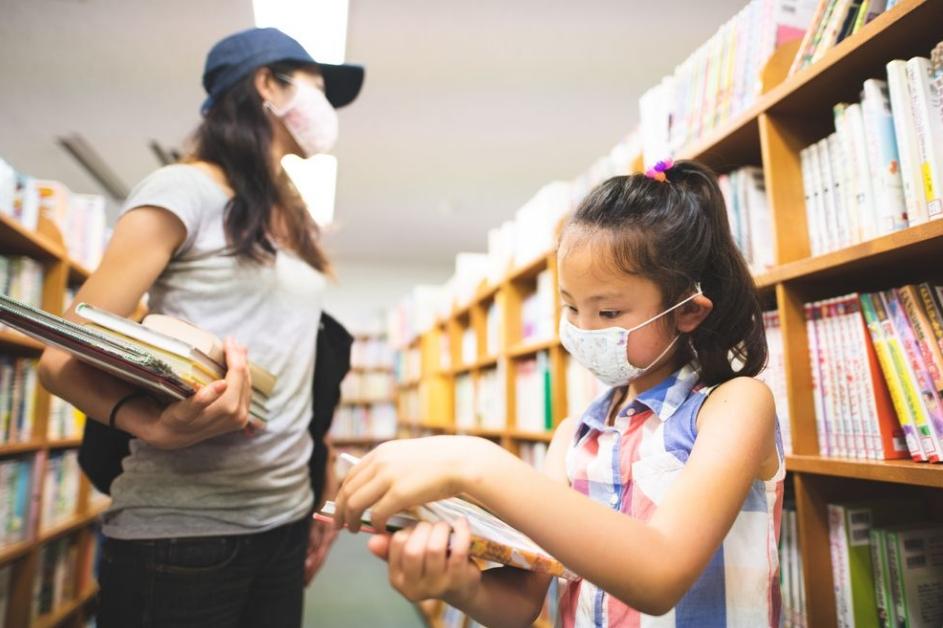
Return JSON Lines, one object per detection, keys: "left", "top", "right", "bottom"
{"left": 905, "top": 56, "right": 943, "bottom": 220}
{"left": 886, "top": 59, "right": 929, "bottom": 225}
{"left": 883, "top": 523, "right": 943, "bottom": 628}
{"left": 0, "top": 294, "right": 272, "bottom": 423}
{"left": 322, "top": 453, "right": 575, "bottom": 580}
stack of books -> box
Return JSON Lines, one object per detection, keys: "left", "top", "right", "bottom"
{"left": 46, "top": 396, "right": 85, "bottom": 441}
{"left": 759, "top": 311, "right": 793, "bottom": 454}
{"left": 806, "top": 285, "right": 943, "bottom": 462}
{"left": 329, "top": 403, "right": 397, "bottom": 441}
{"left": 790, "top": 0, "right": 899, "bottom": 76}
{"left": 349, "top": 337, "right": 394, "bottom": 370}
{"left": 475, "top": 366, "right": 506, "bottom": 431}
{"left": 0, "top": 256, "right": 44, "bottom": 316}
{"left": 454, "top": 374, "right": 475, "bottom": 430}
{"left": 340, "top": 370, "right": 395, "bottom": 403}
{"left": 31, "top": 533, "right": 78, "bottom": 620}
{"left": 799, "top": 41, "right": 943, "bottom": 254}
{"left": 520, "top": 270, "right": 556, "bottom": 345}
{"left": 827, "top": 499, "right": 943, "bottom": 627}
{"left": 0, "top": 295, "right": 275, "bottom": 424}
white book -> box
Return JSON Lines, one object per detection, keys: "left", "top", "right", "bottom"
{"left": 799, "top": 148, "right": 823, "bottom": 256}
{"left": 806, "top": 303, "right": 829, "bottom": 456}
{"left": 845, "top": 103, "right": 880, "bottom": 239}
{"left": 827, "top": 133, "right": 851, "bottom": 248}
{"left": 828, "top": 503, "right": 854, "bottom": 627}
{"left": 833, "top": 104, "right": 862, "bottom": 243}
{"left": 807, "top": 143, "right": 828, "bottom": 254}
{"left": 862, "top": 79, "right": 909, "bottom": 234}
{"left": 886, "top": 60, "right": 929, "bottom": 225}
{"left": 905, "top": 57, "right": 943, "bottom": 220}
{"left": 816, "top": 139, "right": 840, "bottom": 252}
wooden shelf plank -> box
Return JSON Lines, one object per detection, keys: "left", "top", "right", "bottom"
{"left": 508, "top": 338, "right": 559, "bottom": 359}
{"left": 331, "top": 435, "right": 394, "bottom": 447}
{"left": 0, "top": 440, "right": 44, "bottom": 457}
{"left": 762, "top": 220, "right": 943, "bottom": 290}
{"left": 38, "top": 502, "right": 108, "bottom": 544}
{"left": 0, "top": 214, "right": 64, "bottom": 260}
{"left": 507, "top": 254, "right": 550, "bottom": 284}
{"left": 340, "top": 398, "right": 396, "bottom": 406}
{"left": 0, "top": 329, "right": 44, "bottom": 353}
{"left": 67, "top": 260, "right": 92, "bottom": 286}
{"left": 509, "top": 430, "right": 554, "bottom": 443}
{"left": 0, "top": 538, "right": 33, "bottom": 567}
{"left": 46, "top": 438, "right": 82, "bottom": 450}
{"left": 455, "top": 426, "right": 506, "bottom": 439}
{"left": 786, "top": 454, "right": 943, "bottom": 488}
{"left": 35, "top": 583, "right": 99, "bottom": 628}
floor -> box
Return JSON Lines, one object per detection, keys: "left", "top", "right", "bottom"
{"left": 303, "top": 531, "right": 423, "bottom": 628}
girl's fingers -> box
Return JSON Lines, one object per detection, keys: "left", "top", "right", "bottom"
{"left": 425, "top": 521, "right": 451, "bottom": 578}
{"left": 447, "top": 517, "right": 472, "bottom": 571}
{"left": 333, "top": 459, "right": 380, "bottom": 527}
{"left": 342, "top": 475, "right": 392, "bottom": 534}
{"left": 401, "top": 523, "right": 432, "bottom": 583}
{"left": 387, "top": 529, "right": 410, "bottom": 584}
{"left": 367, "top": 534, "right": 392, "bottom": 561}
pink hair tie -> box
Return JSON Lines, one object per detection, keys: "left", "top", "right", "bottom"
{"left": 645, "top": 159, "right": 674, "bottom": 182}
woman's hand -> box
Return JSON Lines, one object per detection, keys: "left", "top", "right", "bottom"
{"left": 333, "top": 436, "right": 504, "bottom": 533}
{"left": 368, "top": 518, "right": 482, "bottom": 605}
{"left": 305, "top": 517, "right": 338, "bottom": 585}
{"left": 128, "top": 338, "right": 256, "bottom": 449}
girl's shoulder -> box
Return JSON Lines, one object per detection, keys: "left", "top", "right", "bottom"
{"left": 696, "top": 376, "right": 777, "bottom": 440}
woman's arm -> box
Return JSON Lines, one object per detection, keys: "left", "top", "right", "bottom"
{"left": 366, "top": 418, "right": 579, "bottom": 628}
{"left": 337, "top": 377, "right": 777, "bottom": 616}
{"left": 38, "top": 207, "right": 252, "bottom": 449}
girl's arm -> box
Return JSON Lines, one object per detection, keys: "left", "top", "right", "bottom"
{"left": 365, "top": 418, "right": 579, "bottom": 628}
{"left": 38, "top": 207, "right": 252, "bottom": 449}
{"left": 336, "top": 377, "right": 777, "bottom": 616}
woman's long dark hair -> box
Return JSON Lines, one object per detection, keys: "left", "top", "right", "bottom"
{"left": 192, "top": 61, "right": 330, "bottom": 273}
{"left": 561, "top": 160, "right": 767, "bottom": 386}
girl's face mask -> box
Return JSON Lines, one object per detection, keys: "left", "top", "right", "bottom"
{"left": 265, "top": 75, "right": 338, "bottom": 157}
{"left": 559, "top": 284, "right": 702, "bottom": 387}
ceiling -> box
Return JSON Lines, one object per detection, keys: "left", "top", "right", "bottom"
{"left": 1, "top": 0, "right": 744, "bottom": 266}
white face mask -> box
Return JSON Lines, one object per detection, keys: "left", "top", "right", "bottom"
{"left": 264, "top": 76, "right": 339, "bottom": 157}
{"left": 559, "top": 284, "right": 702, "bottom": 387}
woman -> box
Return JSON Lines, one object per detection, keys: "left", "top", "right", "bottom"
{"left": 38, "top": 27, "right": 363, "bottom": 627}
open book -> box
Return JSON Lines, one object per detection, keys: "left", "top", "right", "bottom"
{"left": 319, "top": 453, "right": 576, "bottom": 580}
{"left": 0, "top": 294, "right": 274, "bottom": 423}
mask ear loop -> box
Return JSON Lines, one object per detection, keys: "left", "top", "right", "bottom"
{"left": 624, "top": 282, "right": 703, "bottom": 333}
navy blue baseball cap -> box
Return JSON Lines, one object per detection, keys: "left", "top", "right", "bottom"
{"left": 201, "top": 27, "right": 364, "bottom": 115}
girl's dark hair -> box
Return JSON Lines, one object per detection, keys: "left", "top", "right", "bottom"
{"left": 192, "top": 60, "right": 330, "bottom": 273}
{"left": 562, "top": 159, "right": 767, "bottom": 386}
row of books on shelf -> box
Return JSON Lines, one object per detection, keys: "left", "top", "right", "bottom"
{"left": 0, "top": 157, "right": 108, "bottom": 269}
{"left": 0, "top": 456, "right": 37, "bottom": 549}
{"left": 790, "top": 0, "right": 902, "bottom": 76}
{"left": 349, "top": 336, "right": 394, "bottom": 370}
{"left": 0, "top": 255, "right": 44, "bottom": 313}
{"left": 47, "top": 396, "right": 85, "bottom": 441}
{"left": 394, "top": 345, "right": 422, "bottom": 385}
{"left": 340, "top": 371, "right": 395, "bottom": 403}
{"left": 455, "top": 367, "right": 507, "bottom": 433}
{"left": 0, "top": 358, "right": 38, "bottom": 445}
{"left": 780, "top": 502, "right": 807, "bottom": 628}
{"left": 718, "top": 167, "right": 774, "bottom": 275}
{"left": 799, "top": 43, "right": 943, "bottom": 256}
{"left": 521, "top": 270, "right": 555, "bottom": 344}
{"left": 516, "top": 353, "right": 553, "bottom": 434}
{"left": 41, "top": 450, "right": 79, "bottom": 531}
{"left": 760, "top": 311, "right": 793, "bottom": 455}
{"left": 828, "top": 499, "right": 942, "bottom": 628}
{"left": 639, "top": 0, "right": 815, "bottom": 163}
{"left": 804, "top": 285, "right": 943, "bottom": 462}
{"left": 329, "top": 403, "right": 397, "bottom": 441}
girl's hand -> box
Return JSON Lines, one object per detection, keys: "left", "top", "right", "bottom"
{"left": 134, "top": 338, "right": 255, "bottom": 449}
{"left": 333, "top": 436, "right": 502, "bottom": 533}
{"left": 368, "top": 518, "right": 482, "bottom": 605}
{"left": 305, "top": 517, "right": 339, "bottom": 586}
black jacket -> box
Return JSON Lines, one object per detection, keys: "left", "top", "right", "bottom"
{"left": 78, "top": 312, "right": 352, "bottom": 506}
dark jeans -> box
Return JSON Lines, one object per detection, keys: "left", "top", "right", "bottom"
{"left": 98, "top": 516, "right": 310, "bottom": 628}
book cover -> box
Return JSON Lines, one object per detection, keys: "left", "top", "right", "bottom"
{"left": 859, "top": 293, "right": 924, "bottom": 460}
{"left": 886, "top": 60, "right": 929, "bottom": 225}
{"left": 898, "top": 285, "right": 943, "bottom": 406}
{"left": 806, "top": 302, "right": 831, "bottom": 456}
{"left": 812, "top": 0, "right": 855, "bottom": 64}
{"left": 869, "top": 527, "right": 894, "bottom": 628}
{"left": 789, "top": 0, "right": 831, "bottom": 75}
{"left": 845, "top": 103, "right": 880, "bottom": 239}
{"left": 828, "top": 503, "right": 854, "bottom": 627}
{"left": 322, "top": 455, "right": 575, "bottom": 580}
{"left": 917, "top": 283, "right": 943, "bottom": 355}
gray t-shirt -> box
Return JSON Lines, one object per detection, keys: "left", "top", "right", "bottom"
{"left": 103, "top": 164, "right": 323, "bottom": 539}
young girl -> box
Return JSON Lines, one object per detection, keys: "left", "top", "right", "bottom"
{"left": 333, "top": 160, "right": 783, "bottom": 627}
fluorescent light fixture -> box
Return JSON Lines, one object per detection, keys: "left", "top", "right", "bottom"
{"left": 253, "top": 0, "right": 349, "bottom": 64}
{"left": 283, "top": 154, "right": 337, "bottom": 227}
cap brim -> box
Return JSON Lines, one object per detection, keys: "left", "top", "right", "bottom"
{"left": 320, "top": 63, "right": 364, "bottom": 109}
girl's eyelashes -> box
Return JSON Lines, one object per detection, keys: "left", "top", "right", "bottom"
{"left": 562, "top": 303, "right": 577, "bottom": 313}
{"left": 599, "top": 310, "right": 622, "bottom": 320}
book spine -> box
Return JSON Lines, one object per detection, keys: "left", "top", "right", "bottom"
{"left": 812, "top": 0, "right": 854, "bottom": 64}
{"left": 828, "top": 503, "right": 854, "bottom": 628}
{"left": 846, "top": 103, "right": 880, "bottom": 239}
{"left": 838, "top": 297, "right": 867, "bottom": 457}
{"left": 860, "top": 293, "right": 924, "bottom": 460}
{"left": 886, "top": 59, "right": 929, "bottom": 225}
{"left": 844, "top": 506, "right": 880, "bottom": 627}
{"left": 817, "top": 139, "right": 841, "bottom": 252}
{"left": 807, "top": 302, "right": 830, "bottom": 455}
{"left": 919, "top": 282, "right": 943, "bottom": 355}
{"left": 788, "top": 0, "right": 829, "bottom": 75}
{"left": 807, "top": 142, "right": 827, "bottom": 253}
{"left": 847, "top": 298, "right": 879, "bottom": 458}
{"left": 898, "top": 285, "right": 943, "bottom": 400}
{"left": 884, "top": 290, "right": 943, "bottom": 460}
{"left": 884, "top": 529, "right": 908, "bottom": 626}
{"left": 869, "top": 528, "right": 892, "bottom": 628}
{"left": 905, "top": 57, "right": 943, "bottom": 219}
{"left": 861, "top": 79, "right": 908, "bottom": 233}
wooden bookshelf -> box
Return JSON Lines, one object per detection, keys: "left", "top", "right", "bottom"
{"left": 394, "top": 4, "right": 943, "bottom": 626}
{"left": 0, "top": 213, "right": 103, "bottom": 628}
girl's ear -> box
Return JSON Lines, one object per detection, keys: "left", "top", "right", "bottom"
{"left": 254, "top": 67, "right": 282, "bottom": 105}
{"left": 676, "top": 294, "right": 713, "bottom": 333}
